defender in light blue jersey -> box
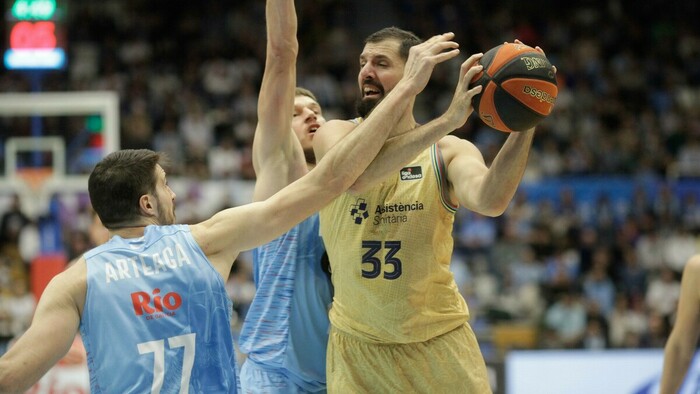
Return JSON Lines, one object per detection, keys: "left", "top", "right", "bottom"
{"left": 239, "top": 1, "right": 332, "bottom": 393}
{"left": 81, "top": 225, "right": 237, "bottom": 393}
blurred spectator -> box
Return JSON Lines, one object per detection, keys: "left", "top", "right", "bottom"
{"left": 179, "top": 98, "right": 215, "bottom": 164}
{"left": 543, "top": 290, "right": 587, "bottom": 349}
{"left": 455, "top": 211, "right": 498, "bottom": 263}
{"left": 208, "top": 135, "right": 243, "bottom": 179}
{"left": 645, "top": 266, "right": 681, "bottom": 318}
{"left": 490, "top": 219, "right": 529, "bottom": 277}
{"left": 4, "top": 281, "right": 35, "bottom": 339}
{"left": 0, "top": 195, "right": 30, "bottom": 249}
{"left": 662, "top": 227, "right": 698, "bottom": 273}
{"left": 680, "top": 192, "right": 700, "bottom": 232}
{"left": 65, "top": 229, "right": 91, "bottom": 262}
{"left": 153, "top": 115, "right": 186, "bottom": 175}
{"left": 537, "top": 137, "right": 565, "bottom": 177}
{"left": 0, "top": 279, "right": 35, "bottom": 356}
{"left": 675, "top": 134, "right": 700, "bottom": 177}
{"left": 617, "top": 246, "right": 648, "bottom": 299}
{"left": 121, "top": 98, "right": 153, "bottom": 150}
{"left": 201, "top": 58, "right": 242, "bottom": 104}
{"left": 641, "top": 311, "right": 670, "bottom": 348}
{"left": 636, "top": 226, "right": 667, "bottom": 272}
{"left": 231, "top": 80, "right": 259, "bottom": 125}
{"left": 608, "top": 293, "right": 648, "bottom": 348}
{"left": 654, "top": 184, "right": 681, "bottom": 226}
{"left": 582, "top": 248, "right": 617, "bottom": 316}
{"left": 489, "top": 270, "right": 544, "bottom": 324}
{"left": 582, "top": 314, "right": 608, "bottom": 350}
{"left": 504, "top": 192, "right": 536, "bottom": 240}
{"left": 510, "top": 243, "right": 544, "bottom": 285}
{"left": 550, "top": 187, "right": 581, "bottom": 239}
{"left": 542, "top": 245, "right": 580, "bottom": 296}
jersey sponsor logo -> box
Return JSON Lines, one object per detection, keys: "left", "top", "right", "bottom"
{"left": 374, "top": 201, "right": 424, "bottom": 214}
{"left": 350, "top": 198, "right": 370, "bottom": 224}
{"left": 104, "top": 242, "right": 193, "bottom": 283}
{"left": 349, "top": 198, "right": 425, "bottom": 225}
{"left": 400, "top": 166, "right": 422, "bottom": 181}
{"left": 373, "top": 201, "right": 424, "bottom": 225}
{"left": 131, "top": 288, "right": 182, "bottom": 320}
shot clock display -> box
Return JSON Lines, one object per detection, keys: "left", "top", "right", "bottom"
{"left": 4, "top": 0, "right": 66, "bottom": 70}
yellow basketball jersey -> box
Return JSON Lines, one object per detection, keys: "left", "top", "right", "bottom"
{"left": 320, "top": 143, "right": 469, "bottom": 344}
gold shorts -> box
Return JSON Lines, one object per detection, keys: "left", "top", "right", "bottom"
{"left": 327, "top": 322, "right": 491, "bottom": 393}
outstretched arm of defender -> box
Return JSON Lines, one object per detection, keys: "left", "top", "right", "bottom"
{"left": 251, "top": 0, "right": 307, "bottom": 202}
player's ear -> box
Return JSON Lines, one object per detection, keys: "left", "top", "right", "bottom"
{"left": 139, "top": 194, "right": 155, "bottom": 216}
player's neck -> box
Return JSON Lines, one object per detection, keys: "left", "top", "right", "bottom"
{"left": 395, "top": 112, "right": 418, "bottom": 135}
{"left": 108, "top": 220, "right": 154, "bottom": 238}
{"left": 110, "top": 226, "right": 147, "bottom": 239}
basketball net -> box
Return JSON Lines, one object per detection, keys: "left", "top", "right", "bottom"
{"left": 16, "top": 167, "right": 53, "bottom": 193}
{"left": 12, "top": 167, "right": 54, "bottom": 219}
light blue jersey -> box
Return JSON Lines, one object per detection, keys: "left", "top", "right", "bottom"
{"left": 239, "top": 214, "right": 332, "bottom": 393}
{"left": 79, "top": 225, "right": 238, "bottom": 393}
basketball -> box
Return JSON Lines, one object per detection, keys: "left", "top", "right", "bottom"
{"left": 469, "top": 42, "right": 558, "bottom": 133}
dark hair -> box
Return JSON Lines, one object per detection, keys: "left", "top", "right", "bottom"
{"left": 364, "top": 27, "right": 423, "bottom": 61}
{"left": 295, "top": 87, "right": 319, "bottom": 103}
{"left": 88, "top": 149, "right": 162, "bottom": 229}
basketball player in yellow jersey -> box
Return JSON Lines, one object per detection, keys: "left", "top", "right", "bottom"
{"left": 314, "top": 29, "right": 549, "bottom": 393}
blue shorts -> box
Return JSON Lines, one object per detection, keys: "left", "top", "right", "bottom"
{"left": 239, "top": 359, "right": 326, "bottom": 394}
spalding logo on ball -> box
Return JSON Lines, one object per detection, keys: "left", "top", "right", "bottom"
{"left": 469, "top": 42, "right": 558, "bottom": 133}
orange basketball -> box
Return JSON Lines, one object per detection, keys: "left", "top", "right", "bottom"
{"left": 469, "top": 42, "right": 558, "bottom": 133}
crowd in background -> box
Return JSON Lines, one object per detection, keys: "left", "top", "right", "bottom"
{"left": 1, "top": 0, "right": 700, "bottom": 362}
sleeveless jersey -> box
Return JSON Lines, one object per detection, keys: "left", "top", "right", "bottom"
{"left": 239, "top": 214, "right": 331, "bottom": 391}
{"left": 319, "top": 143, "right": 469, "bottom": 344}
{"left": 79, "top": 225, "right": 238, "bottom": 393}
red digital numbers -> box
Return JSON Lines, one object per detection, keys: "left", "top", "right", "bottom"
{"left": 10, "top": 21, "right": 57, "bottom": 49}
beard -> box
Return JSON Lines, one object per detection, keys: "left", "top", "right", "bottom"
{"left": 157, "top": 198, "right": 176, "bottom": 225}
{"left": 356, "top": 96, "right": 382, "bottom": 118}
{"left": 356, "top": 79, "right": 384, "bottom": 118}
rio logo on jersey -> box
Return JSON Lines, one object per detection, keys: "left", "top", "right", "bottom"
{"left": 131, "top": 288, "right": 182, "bottom": 320}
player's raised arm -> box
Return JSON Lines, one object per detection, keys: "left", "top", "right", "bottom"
{"left": 442, "top": 40, "right": 552, "bottom": 216}
{"left": 251, "top": 0, "right": 307, "bottom": 202}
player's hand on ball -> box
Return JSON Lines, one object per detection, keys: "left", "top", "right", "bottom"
{"left": 443, "top": 52, "right": 484, "bottom": 129}
{"left": 513, "top": 39, "right": 558, "bottom": 74}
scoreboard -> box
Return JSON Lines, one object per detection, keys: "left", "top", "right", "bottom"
{"left": 4, "top": 0, "right": 66, "bottom": 70}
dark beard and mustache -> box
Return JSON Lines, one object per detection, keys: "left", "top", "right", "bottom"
{"left": 356, "top": 80, "right": 384, "bottom": 118}
{"left": 356, "top": 96, "right": 382, "bottom": 118}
